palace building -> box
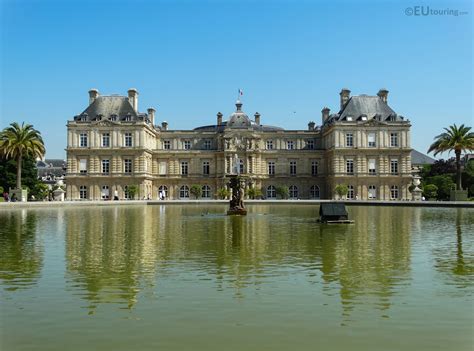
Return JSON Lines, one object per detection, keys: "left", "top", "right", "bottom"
{"left": 65, "top": 88, "right": 412, "bottom": 200}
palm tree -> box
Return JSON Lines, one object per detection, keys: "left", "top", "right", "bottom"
{"left": 428, "top": 124, "right": 474, "bottom": 190}
{"left": 0, "top": 122, "right": 45, "bottom": 190}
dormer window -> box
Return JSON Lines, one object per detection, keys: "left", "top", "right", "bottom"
{"left": 125, "top": 114, "right": 132, "bottom": 122}
{"left": 360, "top": 115, "right": 367, "bottom": 121}
{"left": 110, "top": 115, "right": 117, "bottom": 121}
{"left": 346, "top": 116, "right": 353, "bottom": 121}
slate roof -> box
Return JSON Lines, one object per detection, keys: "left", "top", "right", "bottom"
{"left": 326, "top": 95, "right": 405, "bottom": 124}
{"left": 75, "top": 95, "right": 139, "bottom": 122}
{"left": 411, "top": 150, "right": 436, "bottom": 165}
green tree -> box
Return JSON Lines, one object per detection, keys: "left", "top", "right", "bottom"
{"left": 246, "top": 187, "right": 262, "bottom": 199}
{"left": 423, "top": 184, "right": 438, "bottom": 199}
{"left": 0, "top": 122, "right": 46, "bottom": 190}
{"left": 190, "top": 184, "right": 202, "bottom": 199}
{"left": 127, "top": 185, "right": 139, "bottom": 200}
{"left": 275, "top": 185, "right": 289, "bottom": 199}
{"left": 216, "top": 187, "right": 230, "bottom": 199}
{"left": 335, "top": 184, "right": 348, "bottom": 199}
{"left": 31, "top": 183, "right": 50, "bottom": 200}
{"left": 428, "top": 124, "right": 474, "bottom": 190}
{"left": 0, "top": 154, "right": 41, "bottom": 194}
{"left": 424, "top": 175, "right": 455, "bottom": 201}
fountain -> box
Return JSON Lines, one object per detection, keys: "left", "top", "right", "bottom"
{"left": 227, "top": 153, "right": 247, "bottom": 215}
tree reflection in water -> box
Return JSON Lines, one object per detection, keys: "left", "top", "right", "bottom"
{"left": 63, "top": 204, "right": 415, "bottom": 322}
{"left": 0, "top": 210, "right": 43, "bottom": 290}
{"left": 433, "top": 208, "right": 474, "bottom": 291}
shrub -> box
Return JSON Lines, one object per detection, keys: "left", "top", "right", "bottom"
{"left": 423, "top": 184, "right": 438, "bottom": 199}
{"left": 216, "top": 187, "right": 230, "bottom": 199}
{"left": 246, "top": 187, "right": 262, "bottom": 199}
{"left": 190, "top": 185, "right": 202, "bottom": 199}
{"left": 127, "top": 185, "right": 139, "bottom": 200}
{"left": 335, "top": 184, "right": 348, "bottom": 199}
{"left": 275, "top": 185, "right": 289, "bottom": 199}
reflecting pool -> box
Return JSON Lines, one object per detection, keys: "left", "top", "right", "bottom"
{"left": 0, "top": 205, "right": 473, "bottom": 350}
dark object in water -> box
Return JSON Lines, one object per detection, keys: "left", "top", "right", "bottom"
{"left": 319, "top": 203, "right": 354, "bottom": 224}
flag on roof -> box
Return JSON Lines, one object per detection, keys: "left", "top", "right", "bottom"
{"left": 238, "top": 88, "right": 243, "bottom": 96}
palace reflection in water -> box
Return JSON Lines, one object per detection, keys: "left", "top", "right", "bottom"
{"left": 62, "top": 205, "right": 417, "bottom": 318}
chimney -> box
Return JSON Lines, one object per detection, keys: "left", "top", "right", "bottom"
{"left": 217, "top": 112, "right": 223, "bottom": 126}
{"left": 147, "top": 108, "right": 156, "bottom": 125}
{"left": 161, "top": 121, "right": 168, "bottom": 131}
{"left": 254, "top": 112, "right": 261, "bottom": 125}
{"left": 88, "top": 89, "right": 99, "bottom": 105}
{"left": 128, "top": 88, "right": 138, "bottom": 112}
{"left": 308, "top": 121, "right": 315, "bottom": 131}
{"left": 377, "top": 89, "right": 389, "bottom": 103}
{"left": 321, "top": 107, "right": 330, "bottom": 124}
{"left": 340, "top": 88, "right": 351, "bottom": 110}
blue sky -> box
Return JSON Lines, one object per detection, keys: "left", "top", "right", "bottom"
{"left": 0, "top": 0, "right": 472, "bottom": 159}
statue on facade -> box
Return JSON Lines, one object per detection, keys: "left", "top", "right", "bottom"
{"left": 232, "top": 153, "right": 240, "bottom": 175}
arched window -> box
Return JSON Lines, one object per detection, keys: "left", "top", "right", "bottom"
{"left": 289, "top": 185, "right": 298, "bottom": 199}
{"left": 158, "top": 185, "right": 168, "bottom": 199}
{"left": 390, "top": 185, "right": 399, "bottom": 200}
{"left": 101, "top": 185, "right": 109, "bottom": 200}
{"left": 368, "top": 185, "right": 377, "bottom": 199}
{"left": 79, "top": 185, "right": 87, "bottom": 199}
{"left": 310, "top": 185, "right": 320, "bottom": 199}
{"left": 266, "top": 185, "right": 276, "bottom": 199}
{"left": 347, "top": 185, "right": 355, "bottom": 199}
{"left": 179, "top": 185, "right": 189, "bottom": 199}
{"left": 202, "top": 185, "right": 211, "bottom": 198}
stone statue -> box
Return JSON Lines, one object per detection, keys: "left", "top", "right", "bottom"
{"left": 232, "top": 154, "right": 240, "bottom": 174}
{"left": 227, "top": 175, "right": 247, "bottom": 215}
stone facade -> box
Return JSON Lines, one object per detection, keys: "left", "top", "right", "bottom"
{"left": 66, "top": 88, "right": 412, "bottom": 200}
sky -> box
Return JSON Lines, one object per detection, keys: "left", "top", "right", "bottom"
{"left": 0, "top": 0, "right": 472, "bottom": 159}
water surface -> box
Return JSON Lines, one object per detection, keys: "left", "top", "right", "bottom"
{"left": 0, "top": 205, "right": 473, "bottom": 350}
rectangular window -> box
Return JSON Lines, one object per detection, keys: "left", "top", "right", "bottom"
{"left": 390, "top": 186, "right": 399, "bottom": 200}
{"left": 181, "top": 161, "right": 188, "bottom": 175}
{"left": 311, "top": 161, "right": 318, "bottom": 176}
{"left": 163, "top": 140, "right": 171, "bottom": 150}
{"left": 101, "top": 159, "right": 110, "bottom": 174}
{"left": 124, "top": 159, "right": 132, "bottom": 174}
{"left": 290, "top": 161, "right": 297, "bottom": 175}
{"left": 80, "top": 133, "right": 88, "bottom": 147}
{"left": 391, "top": 159, "right": 399, "bottom": 174}
{"left": 368, "top": 158, "right": 376, "bottom": 175}
{"left": 202, "top": 161, "right": 210, "bottom": 175}
{"left": 159, "top": 161, "right": 167, "bottom": 175}
{"left": 79, "top": 159, "right": 87, "bottom": 174}
{"left": 102, "top": 133, "right": 110, "bottom": 147}
{"left": 346, "top": 133, "right": 354, "bottom": 147}
{"left": 368, "top": 133, "right": 376, "bottom": 147}
{"left": 347, "top": 185, "right": 355, "bottom": 199}
{"left": 346, "top": 159, "right": 354, "bottom": 174}
{"left": 390, "top": 133, "right": 399, "bottom": 147}
{"left": 124, "top": 133, "right": 133, "bottom": 147}
{"left": 368, "top": 185, "right": 377, "bottom": 199}
{"left": 266, "top": 140, "right": 274, "bottom": 150}
{"left": 306, "top": 140, "right": 314, "bottom": 150}
{"left": 268, "top": 161, "right": 275, "bottom": 175}
{"left": 183, "top": 140, "right": 191, "bottom": 150}
{"left": 287, "top": 140, "right": 295, "bottom": 150}
{"left": 79, "top": 186, "right": 87, "bottom": 199}
{"left": 203, "top": 140, "right": 211, "bottom": 150}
